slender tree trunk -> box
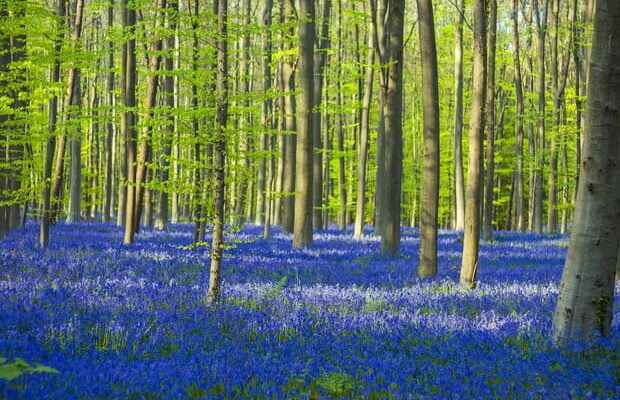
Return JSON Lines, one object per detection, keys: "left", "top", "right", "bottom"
{"left": 460, "top": 0, "right": 487, "bottom": 288}
{"left": 416, "top": 0, "right": 440, "bottom": 277}
{"left": 122, "top": 0, "right": 138, "bottom": 244}
{"left": 155, "top": 0, "right": 178, "bottom": 231}
{"left": 261, "top": 0, "right": 274, "bottom": 236}
{"left": 312, "top": 0, "right": 331, "bottom": 231}
{"left": 553, "top": 0, "right": 620, "bottom": 344}
{"left": 293, "top": 0, "right": 315, "bottom": 248}
{"left": 453, "top": 0, "right": 465, "bottom": 231}
{"left": 207, "top": 0, "right": 228, "bottom": 304}
{"left": 512, "top": 0, "right": 525, "bottom": 231}
{"left": 40, "top": 0, "right": 65, "bottom": 247}
{"left": 482, "top": 0, "right": 497, "bottom": 241}
{"left": 66, "top": 76, "right": 82, "bottom": 224}
{"left": 102, "top": 0, "right": 115, "bottom": 222}
{"left": 353, "top": 19, "right": 374, "bottom": 240}
{"left": 532, "top": 0, "right": 548, "bottom": 234}
{"left": 281, "top": 1, "right": 296, "bottom": 234}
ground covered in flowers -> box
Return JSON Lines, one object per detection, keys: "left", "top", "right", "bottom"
{"left": 1, "top": 223, "right": 619, "bottom": 399}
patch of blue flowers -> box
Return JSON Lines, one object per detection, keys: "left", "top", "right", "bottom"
{"left": 1, "top": 222, "right": 619, "bottom": 399}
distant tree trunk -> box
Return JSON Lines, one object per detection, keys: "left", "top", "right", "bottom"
{"left": 293, "top": 0, "right": 315, "bottom": 248}
{"left": 312, "top": 0, "right": 331, "bottom": 231}
{"left": 66, "top": 75, "right": 82, "bottom": 224}
{"left": 512, "top": 0, "right": 525, "bottom": 231}
{"left": 353, "top": 18, "right": 374, "bottom": 240}
{"left": 453, "top": 0, "right": 465, "bottom": 231}
{"left": 336, "top": 0, "right": 346, "bottom": 231}
{"left": 417, "top": 0, "right": 440, "bottom": 277}
{"left": 371, "top": 0, "right": 405, "bottom": 256}
{"left": 207, "top": 0, "right": 228, "bottom": 304}
{"left": 51, "top": 0, "right": 84, "bottom": 226}
{"left": 133, "top": 2, "right": 164, "bottom": 235}
{"left": 281, "top": 1, "right": 296, "bottom": 234}
{"left": 460, "top": 0, "right": 486, "bottom": 288}
{"left": 553, "top": 0, "right": 620, "bottom": 344}
{"left": 122, "top": 0, "right": 138, "bottom": 244}
{"left": 155, "top": 0, "right": 178, "bottom": 231}
{"left": 482, "top": 0, "right": 497, "bottom": 241}
{"left": 40, "top": 0, "right": 66, "bottom": 247}
{"left": 261, "top": 0, "right": 274, "bottom": 237}
{"left": 102, "top": 0, "right": 115, "bottom": 222}
{"left": 532, "top": 0, "right": 548, "bottom": 234}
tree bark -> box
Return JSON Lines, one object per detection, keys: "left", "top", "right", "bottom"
{"left": 460, "top": 0, "right": 486, "bottom": 288}
{"left": 293, "top": 0, "right": 315, "bottom": 248}
{"left": 416, "top": 0, "right": 440, "bottom": 277}
{"left": 40, "top": 0, "right": 65, "bottom": 247}
{"left": 353, "top": 17, "right": 374, "bottom": 240}
{"left": 553, "top": 0, "right": 620, "bottom": 344}
{"left": 453, "top": 0, "right": 465, "bottom": 231}
{"left": 207, "top": 0, "right": 228, "bottom": 304}
{"left": 512, "top": 0, "right": 525, "bottom": 231}
{"left": 482, "top": 0, "right": 497, "bottom": 241}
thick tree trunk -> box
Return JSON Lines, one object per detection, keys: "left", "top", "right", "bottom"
{"left": 482, "top": 0, "right": 497, "bottom": 241}
{"left": 66, "top": 77, "right": 82, "bottom": 224}
{"left": 207, "top": 0, "right": 228, "bottom": 304}
{"left": 372, "top": 0, "right": 405, "bottom": 257}
{"left": 553, "top": 0, "right": 620, "bottom": 344}
{"left": 293, "top": 0, "right": 315, "bottom": 248}
{"left": 416, "top": 0, "right": 440, "bottom": 277}
{"left": 460, "top": 0, "right": 487, "bottom": 288}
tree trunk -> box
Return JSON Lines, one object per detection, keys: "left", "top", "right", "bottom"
{"left": 66, "top": 75, "right": 82, "bottom": 224}
{"left": 453, "top": 0, "right": 465, "bottom": 231}
{"left": 512, "top": 0, "right": 525, "bottom": 231}
{"left": 261, "top": 0, "right": 274, "bottom": 237}
{"left": 312, "top": 0, "right": 332, "bottom": 231}
{"left": 40, "top": 0, "right": 65, "bottom": 247}
{"left": 281, "top": 1, "right": 296, "bottom": 234}
{"left": 207, "top": 0, "right": 228, "bottom": 304}
{"left": 553, "top": 0, "right": 620, "bottom": 344}
{"left": 416, "top": 0, "right": 440, "bottom": 277}
{"left": 103, "top": 0, "right": 115, "bottom": 222}
{"left": 155, "top": 0, "right": 178, "bottom": 231}
{"left": 532, "top": 0, "right": 548, "bottom": 234}
{"left": 371, "top": 0, "right": 405, "bottom": 257}
{"left": 482, "top": 0, "right": 497, "bottom": 241}
{"left": 293, "top": 0, "right": 315, "bottom": 248}
{"left": 122, "top": 0, "right": 138, "bottom": 244}
{"left": 353, "top": 18, "right": 374, "bottom": 240}
{"left": 460, "top": 0, "right": 486, "bottom": 288}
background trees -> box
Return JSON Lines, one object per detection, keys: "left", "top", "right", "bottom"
{"left": 0, "top": 0, "right": 602, "bottom": 286}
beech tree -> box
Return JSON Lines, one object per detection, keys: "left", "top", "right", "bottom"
{"left": 553, "top": 0, "right": 620, "bottom": 344}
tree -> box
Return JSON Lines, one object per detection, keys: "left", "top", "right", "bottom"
{"left": 482, "top": 0, "right": 497, "bottom": 241}
{"left": 40, "top": 0, "right": 66, "bottom": 247}
{"left": 122, "top": 0, "right": 138, "bottom": 245}
{"left": 511, "top": 0, "right": 525, "bottom": 231}
{"left": 293, "top": 0, "right": 315, "bottom": 249}
{"left": 459, "top": 0, "right": 486, "bottom": 288}
{"left": 207, "top": 0, "right": 229, "bottom": 304}
{"left": 281, "top": 0, "right": 296, "bottom": 234}
{"left": 416, "top": 0, "right": 439, "bottom": 278}
{"left": 453, "top": 0, "right": 465, "bottom": 231}
{"left": 552, "top": 0, "right": 620, "bottom": 344}
{"left": 371, "top": 0, "right": 405, "bottom": 257}
{"left": 353, "top": 12, "right": 374, "bottom": 241}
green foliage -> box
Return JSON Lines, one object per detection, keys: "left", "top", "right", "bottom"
{"left": 0, "top": 356, "right": 58, "bottom": 382}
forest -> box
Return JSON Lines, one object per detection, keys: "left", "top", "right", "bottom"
{"left": 1, "top": 0, "right": 619, "bottom": 398}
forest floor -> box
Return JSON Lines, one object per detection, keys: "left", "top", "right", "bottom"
{"left": 1, "top": 223, "right": 619, "bottom": 399}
